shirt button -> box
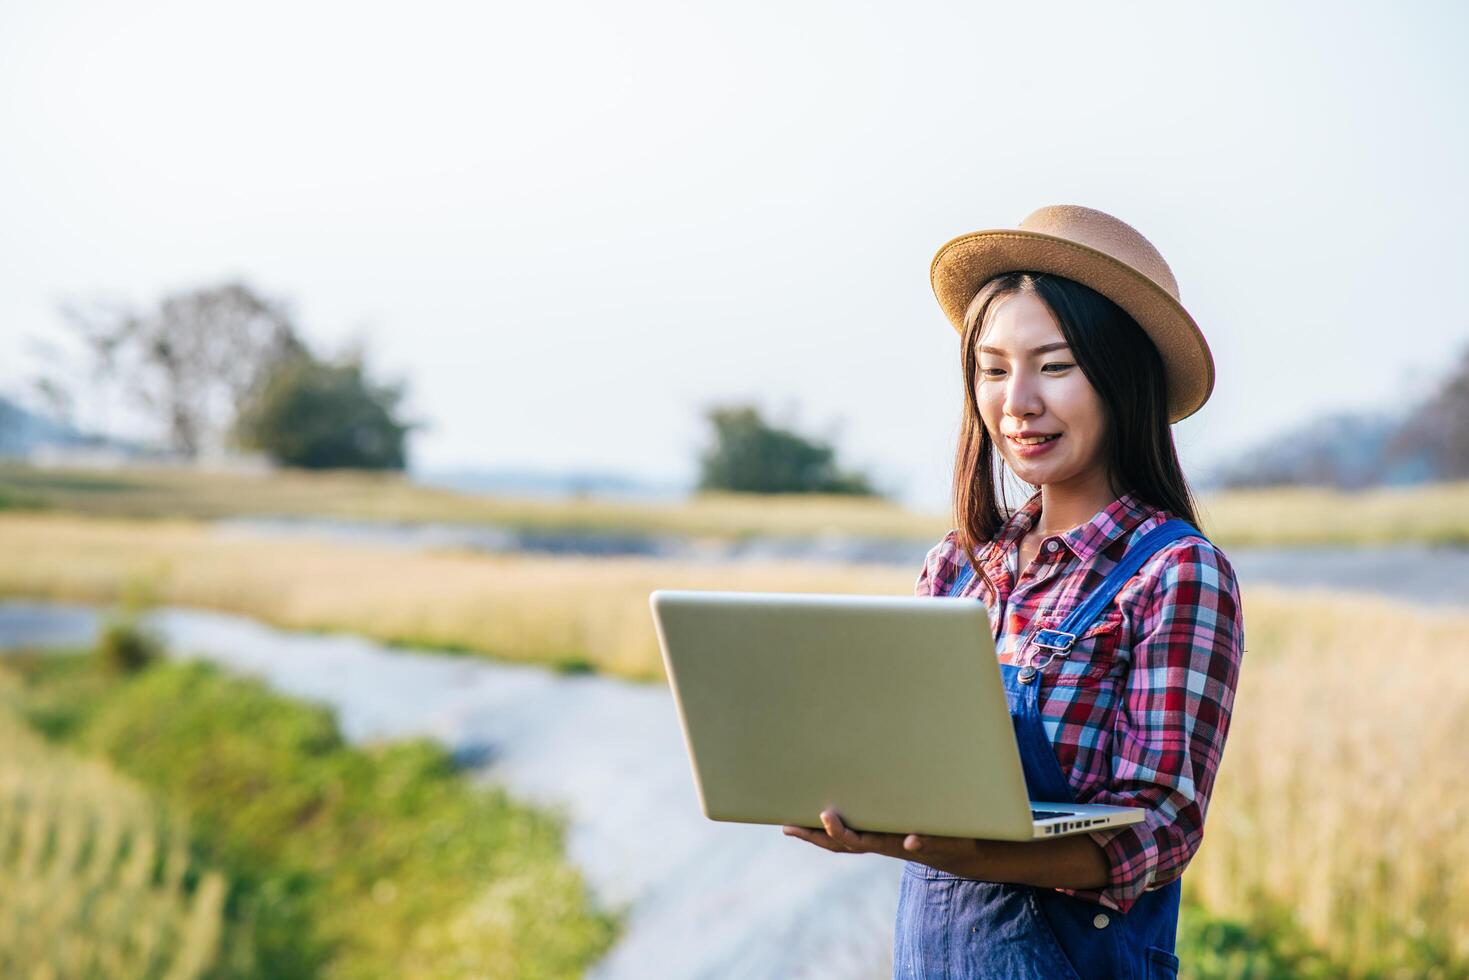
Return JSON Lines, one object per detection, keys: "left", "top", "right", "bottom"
{"left": 1093, "top": 913, "right": 1110, "bottom": 929}
{"left": 1045, "top": 541, "right": 1059, "bottom": 553}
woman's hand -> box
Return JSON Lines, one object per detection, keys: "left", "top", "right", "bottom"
{"left": 782, "top": 809, "right": 986, "bottom": 877}
{"left": 782, "top": 808, "right": 1114, "bottom": 890}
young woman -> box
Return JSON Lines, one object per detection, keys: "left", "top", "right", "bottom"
{"left": 782, "top": 205, "right": 1246, "bottom": 979}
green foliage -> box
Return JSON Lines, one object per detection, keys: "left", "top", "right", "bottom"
{"left": 1176, "top": 897, "right": 1463, "bottom": 979}
{"left": 7, "top": 649, "right": 119, "bottom": 741}
{"left": 234, "top": 352, "right": 413, "bottom": 470}
{"left": 0, "top": 486, "right": 43, "bottom": 511}
{"left": 4, "top": 653, "right": 619, "bottom": 979}
{"left": 696, "top": 404, "right": 878, "bottom": 495}
{"left": 95, "top": 615, "right": 162, "bottom": 675}
{"left": 1178, "top": 900, "right": 1337, "bottom": 978}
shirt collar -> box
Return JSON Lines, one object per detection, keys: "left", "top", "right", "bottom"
{"left": 989, "top": 488, "right": 1157, "bottom": 565}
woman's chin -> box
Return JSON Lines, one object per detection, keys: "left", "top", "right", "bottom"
{"left": 1008, "top": 454, "right": 1060, "bottom": 476}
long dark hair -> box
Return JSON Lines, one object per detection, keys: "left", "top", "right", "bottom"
{"left": 950, "top": 271, "right": 1201, "bottom": 576}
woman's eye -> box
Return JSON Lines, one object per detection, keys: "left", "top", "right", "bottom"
{"left": 980, "top": 364, "right": 1071, "bottom": 377}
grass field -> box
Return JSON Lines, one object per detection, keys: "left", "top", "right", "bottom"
{"left": 0, "top": 512, "right": 906, "bottom": 680}
{"left": 0, "top": 647, "right": 619, "bottom": 979}
{"left": 1181, "top": 591, "right": 1469, "bottom": 976}
{"left": 4, "top": 462, "right": 1469, "bottom": 547}
{"left": 0, "top": 462, "right": 940, "bottom": 541}
{"left": 4, "top": 469, "right": 1467, "bottom": 976}
{"left": 3, "top": 516, "right": 1467, "bottom": 973}
{"left": 0, "top": 699, "right": 229, "bottom": 979}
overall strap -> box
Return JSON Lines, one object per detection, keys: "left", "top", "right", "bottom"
{"left": 1031, "top": 518, "right": 1205, "bottom": 652}
{"left": 948, "top": 560, "right": 977, "bottom": 597}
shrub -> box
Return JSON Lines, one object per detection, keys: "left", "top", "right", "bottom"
{"left": 95, "top": 615, "right": 162, "bottom": 675}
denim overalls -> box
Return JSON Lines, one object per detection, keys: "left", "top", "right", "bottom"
{"left": 892, "top": 519, "right": 1202, "bottom": 980}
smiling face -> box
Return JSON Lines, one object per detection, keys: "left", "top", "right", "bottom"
{"left": 974, "top": 290, "right": 1112, "bottom": 492}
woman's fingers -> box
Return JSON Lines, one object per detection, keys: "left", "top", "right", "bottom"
{"left": 781, "top": 824, "right": 851, "bottom": 852}
{"left": 820, "top": 810, "right": 907, "bottom": 855}
{"left": 828, "top": 811, "right": 869, "bottom": 852}
{"left": 783, "top": 812, "right": 916, "bottom": 858}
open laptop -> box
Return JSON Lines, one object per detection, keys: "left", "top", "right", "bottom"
{"left": 648, "top": 589, "right": 1144, "bottom": 841}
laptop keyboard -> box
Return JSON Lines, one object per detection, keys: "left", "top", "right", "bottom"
{"left": 1031, "top": 809, "right": 1075, "bottom": 821}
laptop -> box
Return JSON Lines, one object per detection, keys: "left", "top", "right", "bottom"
{"left": 648, "top": 589, "right": 1144, "bottom": 841}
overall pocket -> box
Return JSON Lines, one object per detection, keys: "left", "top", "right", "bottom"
{"left": 905, "top": 859, "right": 978, "bottom": 882}
{"left": 1146, "top": 944, "right": 1181, "bottom": 979}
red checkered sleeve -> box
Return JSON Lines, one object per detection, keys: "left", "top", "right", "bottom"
{"left": 914, "top": 529, "right": 961, "bottom": 598}
{"left": 1075, "top": 539, "right": 1246, "bottom": 913}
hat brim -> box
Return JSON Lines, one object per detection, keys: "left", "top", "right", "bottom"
{"left": 931, "top": 228, "right": 1215, "bottom": 424}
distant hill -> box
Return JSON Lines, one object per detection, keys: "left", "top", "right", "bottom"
{"left": 1203, "top": 409, "right": 1440, "bottom": 490}
{"left": 0, "top": 393, "right": 156, "bottom": 461}
{"left": 1204, "top": 340, "right": 1468, "bottom": 490}
{"left": 0, "top": 394, "right": 92, "bottom": 456}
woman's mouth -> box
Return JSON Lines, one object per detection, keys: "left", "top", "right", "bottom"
{"left": 1008, "top": 432, "right": 1062, "bottom": 457}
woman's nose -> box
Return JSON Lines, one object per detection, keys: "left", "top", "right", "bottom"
{"left": 1002, "top": 373, "right": 1043, "bottom": 419}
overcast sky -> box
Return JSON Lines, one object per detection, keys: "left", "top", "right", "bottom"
{"left": 2, "top": 1, "right": 1464, "bottom": 512}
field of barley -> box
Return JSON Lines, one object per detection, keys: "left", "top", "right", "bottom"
{"left": 0, "top": 701, "right": 229, "bottom": 979}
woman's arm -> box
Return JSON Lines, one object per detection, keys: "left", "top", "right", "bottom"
{"left": 1071, "top": 539, "right": 1247, "bottom": 912}
{"left": 952, "top": 834, "right": 1110, "bottom": 889}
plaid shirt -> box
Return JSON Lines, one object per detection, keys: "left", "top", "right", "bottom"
{"left": 915, "top": 489, "right": 1245, "bottom": 913}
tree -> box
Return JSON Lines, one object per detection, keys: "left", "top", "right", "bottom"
{"left": 696, "top": 404, "right": 877, "bottom": 495}
{"left": 0, "top": 396, "right": 21, "bottom": 455}
{"left": 233, "top": 350, "right": 414, "bottom": 470}
{"left": 57, "top": 281, "right": 306, "bottom": 457}
{"left": 1389, "top": 340, "right": 1469, "bottom": 480}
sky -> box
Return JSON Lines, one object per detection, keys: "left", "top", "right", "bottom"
{"left": 1, "top": 0, "right": 1465, "bottom": 513}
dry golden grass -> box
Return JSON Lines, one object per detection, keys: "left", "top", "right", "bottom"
{"left": 5, "top": 462, "right": 1469, "bottom": 546}
{"left": 0, "top": 700, "right": 229, "bottom": 979}
{"left": 1185, "top": 585, "right": 1469, "bottom": 969}
{"left": 1196, "top": 481, "right": 1469, "bottom": 548}
{"left": 0, "top": 513, "right": 908, "bottom": 681}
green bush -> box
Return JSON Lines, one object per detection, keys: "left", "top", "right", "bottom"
{"left": 95, "top": 615, "right": 162, "bottom": 675}
{"left": 233, "top": 352, "right": 413, "bottom": 470}
{"left": 696, "top": 404, "right": 879, "bottom": 495}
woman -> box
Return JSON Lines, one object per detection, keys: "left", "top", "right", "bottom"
{"left": 782, "top": 205, "right": 1246, "bottom": 979}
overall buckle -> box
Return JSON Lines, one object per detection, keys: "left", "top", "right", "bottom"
{"left": 1031, "top": 628, "right": 1077, "bottom": 651}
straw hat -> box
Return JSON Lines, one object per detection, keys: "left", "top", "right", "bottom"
{"left": 930, "top": 204, "right": 1215, "bottom": 423}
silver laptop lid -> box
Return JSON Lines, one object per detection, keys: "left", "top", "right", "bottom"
{"left": 649, "top": 589, "right": 1037, "bottom": 840}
